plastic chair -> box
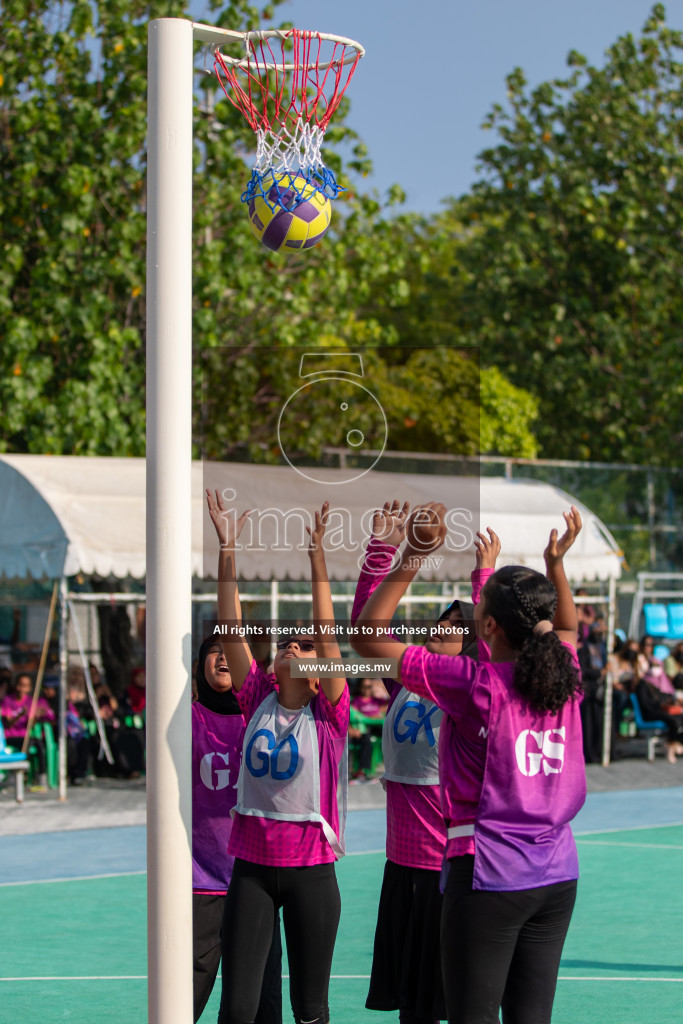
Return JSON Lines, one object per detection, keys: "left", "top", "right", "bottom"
{"left": 642, "top": 604, "right": 670, "bottom": 638}
{"left": 653, "top": 644, "right": 671, "bottom": 662}
{"left": 0, "top": 719, "right": 30, "bottom": 802}
{"left": 36, "top": 722, "right": 59, "bottom": 789}
{"left": 667, "top": 604, "right": 683, "bottom": 640}
{"left": 629, "top": 693, "right": 667, "bottom": 762}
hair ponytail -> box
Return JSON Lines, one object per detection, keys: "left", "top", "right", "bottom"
{"left": 484, "top": 566, "right": 582, "bottom": 713}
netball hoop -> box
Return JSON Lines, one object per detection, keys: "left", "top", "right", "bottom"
{"left": 212, "top": 29, "right": 365, "bottom": 211}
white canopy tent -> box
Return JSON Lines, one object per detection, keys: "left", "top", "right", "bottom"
{"left": 0, "top": 455, "right": 622, "bottom": 584}
{"left": 0, "top": 454, "right": 623, "bottom": 797}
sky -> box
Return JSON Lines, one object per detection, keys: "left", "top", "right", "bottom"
{"left": 266, "top": 0, "right": 683, "bottom": 214}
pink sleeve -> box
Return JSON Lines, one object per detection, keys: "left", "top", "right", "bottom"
{"left": 351, "top": 537, "right": 398, "bottom": 624}
{"left": 235, "top": 662, "right": 275, "bottom": 723}
{"left": 471, "top": 567, "right": 494, "bottom": 606}
{"left": 400, "top": 644, "right": 479, "bottom": 720}
{"left": 316, "top": 682, "right": 350, "bottom": 737}
{"left": 471, "top": 568, "right": 494, "bottom": 663}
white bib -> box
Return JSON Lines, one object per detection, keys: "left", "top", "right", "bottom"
{"left": 235, "top": 691, "right": 346, "bottom": 857}
{"left": 381, "top": 688, "right": 442, "bottom": 786}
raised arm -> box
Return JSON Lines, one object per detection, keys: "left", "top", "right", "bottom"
{"left": 206, "top": 488, "right": 254, "bottom": 690}
{"left": 472, "top": 528, "right": 501, "bottom": 604}
{"left": 544, "top": 506, "right": 582, "bottom": 649}
{"left": 351, "top": 500, "right": 410, "bottom": 623}
{"left": 307, "top": 502, "right": 346, "bottom": 706}
{"left": 352, "top": 503, "right": 447, "bottom": 666}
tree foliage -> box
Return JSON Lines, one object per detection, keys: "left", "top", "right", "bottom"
{"left": 0, "top": 0, "right": 542, "bottom": 461}
{"left": 448, "top": 3, "right": 683, "bottom": 464}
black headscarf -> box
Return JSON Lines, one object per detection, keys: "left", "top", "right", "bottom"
{"left": 195, "top": 637, "right": 241, "bottom": 716}
{"left": 437, "top": 599, "right": 479, "bottom": 661}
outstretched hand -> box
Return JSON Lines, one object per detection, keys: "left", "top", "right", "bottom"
{"left": 405, "top": 503, "right": 447, "bottom": 553}
{"left": 372, "top": 499, "right": 410, "bottom": 547}
{"left": 206, "top": 489, "right": 252, "bottom": 548}
{"left": 544, "top": 506, "right": 582, "bottom": 563}
{"left": 474, "top": 528, "right": 501, "bottom": 570}
{"left": 307, "top": 501, "right": 330, "bottom": 554}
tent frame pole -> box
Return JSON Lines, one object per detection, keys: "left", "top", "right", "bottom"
{"left": 58, "top": 575, "right": 68, "bottom": 801}
{"left": 146, "top": 18, "right": 194, "bottom": 1024}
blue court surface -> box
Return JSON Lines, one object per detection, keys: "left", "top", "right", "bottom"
{"left": 1, "top": 789, "right": 682, "bottom": 1023}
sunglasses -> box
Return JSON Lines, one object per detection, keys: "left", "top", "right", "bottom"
{"left": 276, "top": 638, "right": 316, "bottom": 652}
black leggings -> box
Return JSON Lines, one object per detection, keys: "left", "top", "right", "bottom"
{"left": 218, "top": 858, "right": 341, "bottom": 1024}
{"left": 441, "top": 856, "right": 577, "bottom": 1024}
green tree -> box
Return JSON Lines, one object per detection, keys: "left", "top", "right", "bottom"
{"left": 448, "top": 3, "right": 683, "bottom": 464}
{"left": 0, "top": 0, "right": 538, "bottom": 460}
{"left": 0, "top": 0, "right": 372, "bottom": 454}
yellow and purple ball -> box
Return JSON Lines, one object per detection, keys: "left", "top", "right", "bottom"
{"left": 247, "top": 174, "right": 332, "bottom": 253}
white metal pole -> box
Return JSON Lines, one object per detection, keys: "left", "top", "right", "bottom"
{"left": 58, "top": 575, "right": 68, "bottom": 801}
{"left": 146, "top": 18, "right": 194, "bottom": 1024}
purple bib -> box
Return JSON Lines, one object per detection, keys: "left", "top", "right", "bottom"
{"left": 472, "top": 666, "right": 586, "bottom": 891}
{"left": 192, "top": 703, "right": 245, "bottom": 892}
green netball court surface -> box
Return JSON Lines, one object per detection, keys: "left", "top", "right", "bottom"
{"left": 1, "top": 796, "right": 682, "bottom": 1023}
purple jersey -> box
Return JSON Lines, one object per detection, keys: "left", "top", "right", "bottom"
{"left": 401, "top": 639, "right": 586, "bottom": 891}
{"left": 191, "top": 702, "right": 245, "bottom": 893}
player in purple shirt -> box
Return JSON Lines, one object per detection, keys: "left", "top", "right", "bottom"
{"left": 352, "top": 503, "right": 585, "bottom": 1024}
{"left": 191, "top": 636, "right": 282, "bottom": 1024}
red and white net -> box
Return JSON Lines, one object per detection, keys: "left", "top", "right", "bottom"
{"left": 213, "top": 29, "right": 363, "bottom": 209}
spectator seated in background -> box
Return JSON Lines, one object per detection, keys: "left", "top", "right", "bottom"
{"left": 349, "top": 678, "right": 388, "bottom": 782}
{"left": 578, "top": 622, "right": 607, "bottom": 764}
{"left": 629, "top": 668, "right": 683, "bottom": 765}
{"left": 1, "top": 671, "right": 55, "bottom": 787}
{"left": 66, "top": 671, "right": 91, "bottom": 785}
{"left": 637, "top": 635, "right": 677, "bottom": 698}
{"left": 607, "top": 638, "right": 638, "bottom": 751}
{"left": 663, "top": 643, "right": 683, "bottom": 700}
{"left": 575, "top": 587, "right": 596, "bottom": 645}
{"left": 42, "top": 675, "right": 60, "bottom": 723}
{"left": 125, "top": 666, "right": 146, "bottom": 715}
{"left": 351, "top": 677, "right": 388, "bottom": 720}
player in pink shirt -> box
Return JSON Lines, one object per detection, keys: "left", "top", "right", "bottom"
{"left": 206, "top": 490, "right": 349, "bottom": 1024}
{"left": 352, "top": 500, "right": 477, "bottom": 1024}
{"left": 352, "top": 503, "right": 586, "bottom": 1024}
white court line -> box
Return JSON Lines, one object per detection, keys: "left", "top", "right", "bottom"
{"left": 0, "top": 853, "right": 385, "bottom": 886}
{"left": 575, "top": 820, "right": 683, "bottom": 837}
{"left": 0, "top": 976, "right": 147, "bottom": 982}
{"left": 576, "top": 840, "right": 683, "bottom": 850}
{"left": 0, "top": 870, "right": 146, "bottom": 888}
{"left": 2, "top": 974, "right": 683, "bottom": 983}
{"left": 557, "top": 977, "right": 683, "bottom": 983}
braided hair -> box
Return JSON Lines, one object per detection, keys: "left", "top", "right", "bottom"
{"left": 484, "top": 566, "right": 581, "bottom": 713}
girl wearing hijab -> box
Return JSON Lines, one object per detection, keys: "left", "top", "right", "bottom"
{"left": 353, "top": 501, "right": 478, "bottom": 1024}
{"left": 192, "top": 637, "right": 282, "bottom": 1024}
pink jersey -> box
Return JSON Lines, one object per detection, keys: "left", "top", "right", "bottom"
{"left": 353, "top": 537, "right": 447, "bottom": 870}
{"left": 384, "top": 676, "right": 447, "bottom": 870}
{"left": 229, "top": 662, "right": 349, "bottom": 867}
